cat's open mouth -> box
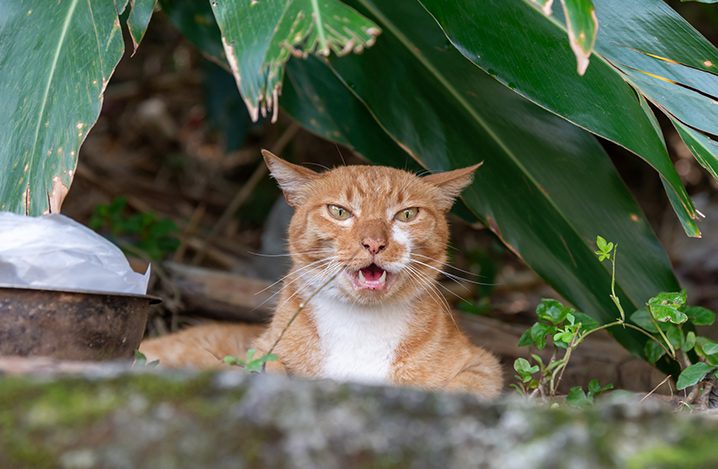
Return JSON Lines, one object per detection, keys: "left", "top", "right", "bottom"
{"left": 350, "top": 263, "right": 389, "bottom": 290}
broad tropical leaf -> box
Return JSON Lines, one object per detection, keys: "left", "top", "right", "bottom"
{"left": 420, "top": 0, "right": 702, "bottom": 237}
{"left": 127, "top": 0, "right": 158, "bottom": 51}
{"left": 559, "top": 0, "right": 598, "bottom": 75}
{"left": 159, "top": 0, "right": 226, "bottom": 63}
{"left": 283, "top": 58, "right": 416, "bottom": 170}
{"left": 210, "top": 0, "right": 380, "bottom": 123}
{"left": 0, "top": 0, "right": 126, "bottom": 215}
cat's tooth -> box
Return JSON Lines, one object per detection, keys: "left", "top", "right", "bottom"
{"left": 358, "top": 270, "right": 366, "bottom": 283}
{"left": 379, "top": 270, "right": 387, "bottom": 284}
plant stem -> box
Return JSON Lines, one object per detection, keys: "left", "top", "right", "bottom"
{"left": 609, "top": 245, "right": 626, "bottom": 322}
{"left": 550, "top": 331, "right": 580, "bottom": 395}
{"left": 266, "top": 270, "right": 337, "bottom": 357}
{"left": 265, "top": 250, "right": 359, "bottom": 357}
{"left": 649, "top": 314, "right": 676, "bottom": 359}
{"left": 575, "top": 320, "right": 673, "bottom": 359}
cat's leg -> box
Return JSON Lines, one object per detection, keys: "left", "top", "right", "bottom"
{"left": 444, "top": 346, "right": 503, "bottom": 398}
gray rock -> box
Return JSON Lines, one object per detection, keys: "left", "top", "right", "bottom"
{"left": 0, "top": 368, "right": 716, "bottom": 468}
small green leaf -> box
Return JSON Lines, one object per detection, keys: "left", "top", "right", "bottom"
{"left": 647, "top": 291, "right": 687, "bottom": 309}
{"left": 514, "top": 357, "right": 539, "bottom": 376}
{"left": 223, "top": 355, "right": 242, "bottom": 366}
{"left": 685, "top": 306, "right": 716, "bottom": 326}
{"left": 665, "top": 325, "right": 685, "bottom": 350}
{"left": 697, "top": 337, "right": 718, "bottom": 356}
{"left": 594, "top": 235, "right": 614, "bottom": 261}
{"left": 644, "top": 340, "right": 666, "bottom": 364}
{"left": 573, "top": 311, "right": 599, "bottom": 331}
{"left": 677, "top": 362, "right": 717, "bottom": 390}
{"left": 586, "top": 378, "right": 613, "bottom": 398}
{"left": 536, "top": 299, "right": 572, "bottom": 325}
{"left": 684, "top": 331, "right": 697, "bottom": 352}
{"left": 530, "top": 322, "right": 554, "bottom": 350}
{"left": 132, "top": 350, "right": 149, "bottom": 367}
{"left": 566, "top": 386, "right": 592, "bottom": 407}
{"left": 530, "top": 354, "right": 545, "bottom": 368}
{"left": 649, "top": 304, "right": 688, "bottom": 325}
{"left": 518, "top": 328, "right": 534, "bottom": 347}
{"left": 595, "top": 235, "right": 609, "bottom": 252}
{"left": 630, "top": 308, "right": 660, "bottom": 333}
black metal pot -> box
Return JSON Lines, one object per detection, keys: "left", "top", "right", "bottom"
{"left": 0, "top": 285, "right": 159, "bottom": 361}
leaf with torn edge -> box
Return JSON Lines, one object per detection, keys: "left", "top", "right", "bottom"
{"left": 127, "top": 0, "right": 158, "bottom": 51}
{"left": 0, "top": 1, "right": 126, "bottom": 215}
{"left": 672, "top": 118, "right": 718, "bottom": 182}
{"left": 531, "top": 0, "right": 555, "bottom": 15}
{"left": 210, "top": 0, "right": 380, "bottom": 123}
{"left": 560, "top": 0, "right": 598, "bottom": 75}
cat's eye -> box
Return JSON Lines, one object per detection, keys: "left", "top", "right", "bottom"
{"left": 327, "top": 204, "right": 352, "bottom": 220}
{"left": 395, "top": 207, "right": 419, "bottom": 222}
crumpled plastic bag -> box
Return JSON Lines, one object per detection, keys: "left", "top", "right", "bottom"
{"left": 0, "top": 212, "right": 150, "bottom": 295}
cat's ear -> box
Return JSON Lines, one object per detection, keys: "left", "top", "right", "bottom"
{"left": 422, "top": 163, "right": 482, "bottom": 211}
{"left": 262, "top": 149, "right": 318, "bottom": 206}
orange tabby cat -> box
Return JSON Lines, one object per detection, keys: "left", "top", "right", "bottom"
{"left": 141, "top": 151, "right": 502, "bottom": 398}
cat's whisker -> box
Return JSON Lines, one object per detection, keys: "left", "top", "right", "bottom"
{"left": 249, "top": 258, "right": 337, "bottom": 313}
{"left": 411, "top": 252, "right": 488, "bottom": 279}
{"left": 409, "top": 258, "right": 495, "bottom": 287}
{"left": 255, "top": 256, "right": 336, "bottom": 295}
{"left": 404, "top": 265, "right": 459, "bottom": 330}
{"left": 409, "top": 259, "right": 473, "bottom": 293}
{"left": 404, "top": 264, "right": 445, "bottom": 308}
{"left": 247, "top": 249, "right": 334, "bottom": 258}
{"left": 281, "top": 260, "right": 343, "bottom": 309}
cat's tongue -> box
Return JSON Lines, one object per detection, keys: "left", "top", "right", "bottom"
{"left": 357, "top": 264, "right": 387, "bottom": 290}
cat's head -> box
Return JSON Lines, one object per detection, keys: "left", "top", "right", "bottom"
{"left": 263, "top": 150, "right": 480, "bottom": 305}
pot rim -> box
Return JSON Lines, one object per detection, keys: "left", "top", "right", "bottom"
{"left": 0, "top": 284, "right": 162, "bottom": 304}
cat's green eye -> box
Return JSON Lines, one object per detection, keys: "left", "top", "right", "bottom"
{"left": 395, "top": 207, "right": 419, "bottom": 222}
{"left": 327, "top": 204, "right": 352, "bottom": 220}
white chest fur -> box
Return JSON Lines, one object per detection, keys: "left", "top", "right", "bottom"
{"left": 309, "top": 295, "right": 413, "bottom": 384}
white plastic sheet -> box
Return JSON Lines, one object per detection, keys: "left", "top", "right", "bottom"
{"left": 0, "top": 212, "right": 150, "bottom": 295}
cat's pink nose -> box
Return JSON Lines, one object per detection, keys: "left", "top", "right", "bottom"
{"left": 361, "top": 237, "right": 386, "bottom": 255}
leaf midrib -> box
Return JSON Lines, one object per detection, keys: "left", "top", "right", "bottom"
{"left": 310, "top": 0, "right": 328, "bottom": 54}
{"left": 355, "top": 0, "right": 635, "bottom": 309}
{"left": 27, "top": 0, "right": 80, "bottom": 214}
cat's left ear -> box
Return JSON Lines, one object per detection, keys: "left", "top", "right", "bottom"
{"left": 422, "top": 163, "right": 482, "bottom": 211}
{"left": 262, "top": 149, "right": 318, "bottom": 207}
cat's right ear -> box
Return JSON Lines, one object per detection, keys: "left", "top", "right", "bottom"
{"left": 261, "top": 150, "right": 318, "bottom": 207}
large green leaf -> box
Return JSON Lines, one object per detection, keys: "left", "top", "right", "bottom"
{"left": 0, "top": 0, "right": 126, "bottom": 215}
{"left": 282, "top": 1, "right": 680, "bottom": 362}
{"left": 210, "top": 0, "right": 380, "bottom": 123}
{"left": 159, "top": 0, "right": 226, "bottom": 64}
{"left": 420, "top": 0, "right": 701, "bottom": 237}
{"left": 127, "top": 0, "right": 158, "bottom": 51}
{"left": 283, "top": 58, "right": 416, "bottom": 170}
{"left": 559, "top": 0, "right": 599, "bottom": 75}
